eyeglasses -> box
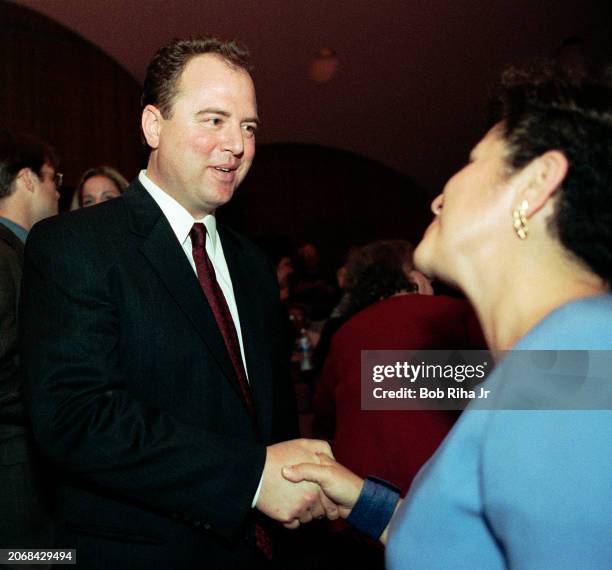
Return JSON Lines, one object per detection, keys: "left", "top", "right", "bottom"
{"left": 53, "top": 172, "right": 63, "bottom": 188}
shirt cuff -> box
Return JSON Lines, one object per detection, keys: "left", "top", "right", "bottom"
{"left": 251, "top": 472, "right": 264, "bottom": 508}
{"left": 346, "top": 476, "right": 400, "bottom": 539}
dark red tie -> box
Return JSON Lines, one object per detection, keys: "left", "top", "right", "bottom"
{"left": 190, "top": 223, "right": 256, "bottom": 419}
{"left": 190, "top": 223, "right": 273, "bottom": 560}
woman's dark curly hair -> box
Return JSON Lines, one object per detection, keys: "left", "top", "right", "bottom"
{"left": 488, "top": 59, "right": 612, "bottom": 283}
{"left": 339, "top": 240, "right": 416, "bottom": 319}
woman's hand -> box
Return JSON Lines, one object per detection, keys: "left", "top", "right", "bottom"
{"left": 282, "top": 452, "right": 364, "bottom": 520}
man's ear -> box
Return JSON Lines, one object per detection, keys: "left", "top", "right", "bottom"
{"left": 141, "top": 105, "right": 163, "bottom": 150}
{"left": 518, "top": 150, "right": 569, "bottom": 218}
{"left": 17, "top": 167, "right": 37, "bottom": 194}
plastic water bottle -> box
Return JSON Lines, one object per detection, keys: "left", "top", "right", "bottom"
{"left": 297, "top": 329, "right": 313, "bottom": 372}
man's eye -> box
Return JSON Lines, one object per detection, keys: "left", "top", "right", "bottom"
{"left": 242, "top": 124, "right": 257, "bottom": 137}
{"left": 204, "top": 117, "right": 223, "bottom": 127}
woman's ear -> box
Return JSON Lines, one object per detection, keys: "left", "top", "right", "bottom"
{"left": 408, "top": 269, "right": 434, "bottom": 295}
{"left": 519, "top": 150, "right": 569, "bottom": 217}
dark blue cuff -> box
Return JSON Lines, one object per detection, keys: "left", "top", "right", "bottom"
{"left": 346, "top": 476, "right": 400, "bottom": 540}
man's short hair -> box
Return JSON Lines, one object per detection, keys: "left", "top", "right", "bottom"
{"left": 0, "top": 130, "right": 58, "bottom": 200}
{"left": 141, "top": 36, "right": 252, "bottom": 120}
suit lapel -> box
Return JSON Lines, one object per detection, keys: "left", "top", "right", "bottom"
{"left": 220, "top": 226, "right": 273, "bottom": 439}
{"left": 123, "top": 181, "right": 247, "bottom": 409}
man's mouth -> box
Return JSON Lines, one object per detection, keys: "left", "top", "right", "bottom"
{"left": 213, "top": 163, "right": 238, "bottom": 173}
{"left": 210, "top": 164, "right": 239, "bottom": 183}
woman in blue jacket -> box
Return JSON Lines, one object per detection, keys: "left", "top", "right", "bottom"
{"left": 283, "top": 60, "right": 612, "bottom": 569}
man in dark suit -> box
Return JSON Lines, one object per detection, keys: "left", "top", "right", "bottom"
{"left": 20, "top": 37, "right": 334, "bottom": 569}
{"left": 0, "top": 131, "right": 60, "bottom": 554}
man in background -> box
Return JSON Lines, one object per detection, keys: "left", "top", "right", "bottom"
{"left": 0, "top": 131, "right": 60, "bottom": 553}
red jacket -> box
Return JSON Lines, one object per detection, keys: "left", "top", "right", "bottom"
{"left": 315, "top": 294, "right": 485, "bottom": 495}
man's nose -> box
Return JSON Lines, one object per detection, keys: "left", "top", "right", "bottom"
{"left": 222, "top": 123, "right": 244, "bottom": 156}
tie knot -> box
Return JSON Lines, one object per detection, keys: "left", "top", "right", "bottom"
{"left": 190, "top": 223, "right": 207, "bottom": 249}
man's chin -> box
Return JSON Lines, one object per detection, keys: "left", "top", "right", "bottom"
{"left": 211, "top": 186, "right": 237, "bottom": 207}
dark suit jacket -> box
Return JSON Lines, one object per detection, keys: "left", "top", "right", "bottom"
{"left": 0, "top": 222, "right": 24, "bottom": 430}
{"left": 1, "top": 222, "right": 54, "bottom": 550}
{"left": 20, "top": 181, "right": 298, "bottom": 568}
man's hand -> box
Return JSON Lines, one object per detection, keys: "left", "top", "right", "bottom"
{"left": 256, "top": 439, "right": 339, "bottom": 528}
{"left": 282, "top": 452, "right": 364, "bottom": 519}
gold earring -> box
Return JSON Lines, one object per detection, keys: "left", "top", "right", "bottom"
{"left": 512, "top": 200, "right": 529, "bottom": 239}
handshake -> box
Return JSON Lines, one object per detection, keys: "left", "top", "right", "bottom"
{"left": 255, "top": 438, "right": 364, "bottom": 529}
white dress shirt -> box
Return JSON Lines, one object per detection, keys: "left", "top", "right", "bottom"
{"left": 138, "top": 171, "right": 263, "bottom": 506}
{"left": 138, "top": 170, "right": 249, "bottom": 378}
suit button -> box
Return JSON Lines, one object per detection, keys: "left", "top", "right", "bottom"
{"left": 193, "top": 520, "right": 201, "bottom": 527}
{"left": 203, "top": 523, "right": 211, "bottom": 530}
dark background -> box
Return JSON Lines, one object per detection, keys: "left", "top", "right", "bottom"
{"left": 2, "top": 0, "right": 610, "bottom": 265}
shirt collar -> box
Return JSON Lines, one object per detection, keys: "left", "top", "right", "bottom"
{"left": 138, "top": 170, "right": 217, "bottom": 253}
{"left": 0, "top": 216, "right": 28, "bottom": 243}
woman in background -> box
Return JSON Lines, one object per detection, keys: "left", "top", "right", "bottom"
{"left": 72, "top": 166, "right": 128, "bottom": 209}
{"left": 283, "top": 61, "right": 612, "bottom": 568}
{"left": 312, "top": 240, "right": 484, "bottom": 569}
{"left": 314, "top": 240, "right": 483, "bottom": 493}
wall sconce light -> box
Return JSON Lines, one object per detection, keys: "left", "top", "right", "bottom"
{"left": 310, "top": 48, "right": 339, "bottom": 83}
